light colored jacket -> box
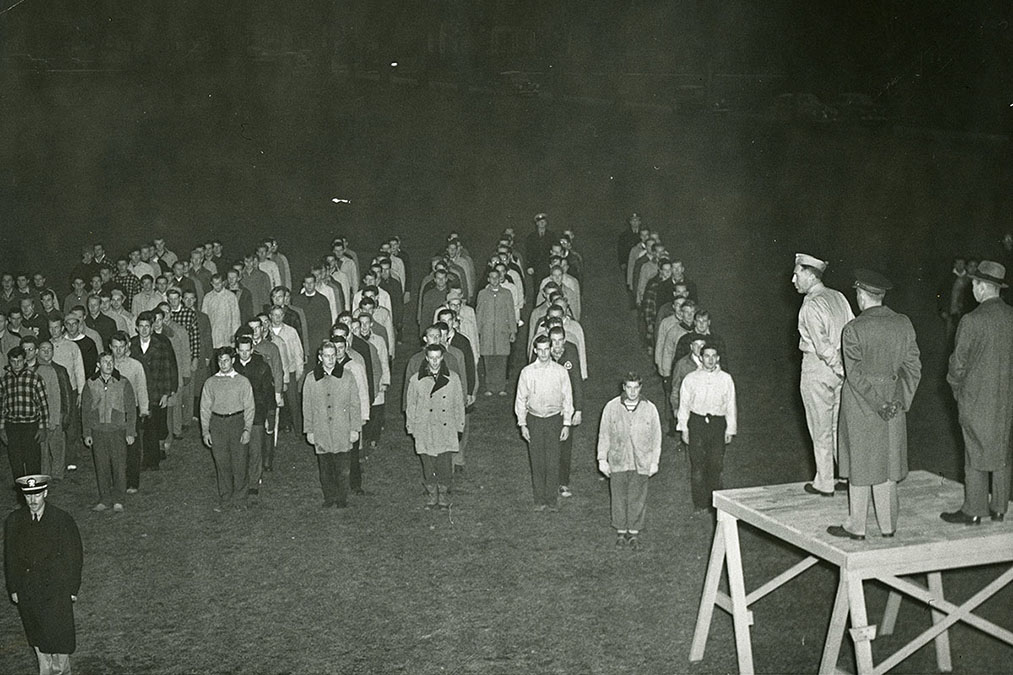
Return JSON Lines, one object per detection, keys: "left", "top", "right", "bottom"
{"left": 597, "top": 396, "right": 662, "bottom": 475}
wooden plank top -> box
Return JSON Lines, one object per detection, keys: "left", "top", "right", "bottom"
{"left": 713, "top": 471, "right": 1013, "bottom": 576}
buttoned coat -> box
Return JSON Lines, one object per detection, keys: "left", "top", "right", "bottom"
{"left": 838, "top": 305, "right": 922, "bottom": 485}
{"left": 4, "top": 503, "right": 83, "bottom": 654}
{"left": 301, "top": 366, "right": 362, "bottom": 454}
{"left": 947, "top": 297, "right": 1013, "bottom": 470}
{"left": 405, "top": 368, "right": 465, "bottom": 456}
{"left": 476, "top": 286, "right": 516, "bottom": 356}
{"left": 597, "top": 396, "right": 662, "bottom": 475}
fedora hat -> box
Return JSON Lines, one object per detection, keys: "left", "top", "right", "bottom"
{"left": 970, "top": 260, "right": 1008, "bottom": 288}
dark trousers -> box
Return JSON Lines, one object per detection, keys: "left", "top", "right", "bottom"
{"left": 246, "top": 423, "right": 267, "bottom": 490}
{"left": 962, "top": 448, "right": 1011, "bottom": 517}
{"left": 141, "top": 406, "right": 167, "bottom": 469}
{"left": 317, "top": 451, "right": 350, "bottom": 507}
{"left": 65, "top": 393, "right": 83, "bottom": 466}
{"left": 526, "top": 413, "right": 562, "bottom": 507}
{"left": 688, "top": 413, "right": 727, "bottom": 509}
{"left": 559, "top": 426, "right": 574, "bottom": 486}
{"left": 92, "top": 429, "right": 127, "bottom": 505}
{"left": 482, "top": 355, "right": 508, "bottom": 393}
{"left": 281, "top": 372, "right": 302, "bottom": 435}
{"left": 364, "top": 404, "right": 384, "bottom": 447}
{"left": 210, "top": 414, "right": 248, "bottom": 506}
{"left": 349, "top": 440, "right": 363, "bottom": 491}
{"left": 420, "top": 452, "right": 452, "bottom": 486}
{"left": 6, "top": 421, "right": 41, "bottom": 480}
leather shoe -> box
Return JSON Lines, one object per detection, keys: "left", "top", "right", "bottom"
{"left": 827, "top": 525, "right": 865, "bottom": 540}
{"left": 834, "top": 480, "right": 848, "bottom": 492}
{"left": 804, "top": 483, "right": 834, "bottom": 497}
{"left": 990, "top": 511, "right": 1005, "bottom": 522}
{"left": 939, "top": 510, "right": 981, "bottom": 525}
{"left": 881, "top": 532, "right": 895, "bottom": 538}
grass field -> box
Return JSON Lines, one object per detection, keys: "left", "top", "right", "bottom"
{"left": 1, "top": 71, "right": 1011, "bottom": 673}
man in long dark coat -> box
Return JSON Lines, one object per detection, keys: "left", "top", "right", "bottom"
{"left": 828, "top": 270, "right": 921, "bottom": 540}
{"left": 4, "top": 474, "right": 83, "bottom": 674}
{"left": 942, "top": 260, "right": 1013, "bottom": 525}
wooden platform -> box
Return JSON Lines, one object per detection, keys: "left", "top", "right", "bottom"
{"left": 689, "top": 470, "right": 1013, "bottom": 674}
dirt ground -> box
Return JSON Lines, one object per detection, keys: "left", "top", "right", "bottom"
{"left": 0, "top": 70, "right": 1011, "bottom": 673}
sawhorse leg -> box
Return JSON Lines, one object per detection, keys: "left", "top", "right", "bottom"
{"left": 846, "top": 571, "right": 876, "bottom": 675}
{"left": 690, "top": 518, "right": 727, "bottom": 661}
{"left": 927, "top": 572, "right": 953, "bottom": 672}
{"left": 819, "top": 574, "right": 851, "bottom": 674}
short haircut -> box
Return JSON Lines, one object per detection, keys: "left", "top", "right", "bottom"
{"left": 215, "top": 346, "right": 237, "bottom": 361}
{"left": 424, "top": 342, "right": 445, "bottom": 355}
{"left": 623, "top": 371, "right": 643, "bottom": 385}
{"left": 533, "top": 334, "right": 551, "bottom": 348}
{"left": 110, "top": 331, "right": 130, "bottom": 345}
{"left": 19, "top": 334, "right": 39, "bottom": 348}
{"left": 701, "top": 342, "right": 721, "bottom": 356}
{"left": 136, "top": 311, "right": 154, "bottom": 326}
{"left": 235, "top": 334, "right": 254, "bottom": 348}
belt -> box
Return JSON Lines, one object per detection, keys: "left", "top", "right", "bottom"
{"left": 690, "top": 412, "right": 725, "bottom": 424}
{"left": 212, "top": 410, "right": 244, "bottom": 419}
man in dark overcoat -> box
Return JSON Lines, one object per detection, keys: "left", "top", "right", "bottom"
{"left": 942, "top": 260, "right": 1013, "bottom": 525}
{"left": 829, "top": 270, "right": 921, "bottom": 540}
{"left": 4, "top": 474, "right": 83, "bottom": 674}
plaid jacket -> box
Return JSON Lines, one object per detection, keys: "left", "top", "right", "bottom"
{"left": 0, "top": 366, "right": 49, "bottom": 427}
{"left": 129, "top": 335, "right": 178, "bottom": 400}
{"left": 170, "top": 306, "right": 201, "bottom": 366}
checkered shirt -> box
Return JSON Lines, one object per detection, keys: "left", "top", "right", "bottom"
{"left": 0, "top": 366, "right": 49, "bottom": 428}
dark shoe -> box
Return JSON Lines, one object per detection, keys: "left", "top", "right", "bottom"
{"left": 991, "top": 511, "right": 1006, "bottom": 522}
{"left": 322, "top": 500, "right": 334, "bottom": 509}
{"left": 627, "top": 535, "right": 640, "bottom": 550}
{"left": 334, "top": 502, "right": 348, "bottom": 509}
{"left": 939, "top": 510, "right": 981, "bottom": 525}
{"left": 424, "top": 485, "right": 438, "bottom": 509}
{"left": 354, "top": 488, "right": 375, "bottom": 496}
{"left": 834, "top": 480, "right": 848, "bottom": 492}
{"left": 615, "top": 534, "right": 628, "bottom": 548}
{"left": 827, "top": 525, "right": 865, "bottom": 541}
{"left": 881, "top": 532, "right": 895, "bottom": 538}
{"left": 248, "top": 488, "right": 259, "bottom": 496}
{"left": 804, "top": 483, "right": 834, "bottom": 497}
{"left": 453, "top": 465, "right": 465, "bottom": 474}
{"left": 436, "top": 485, "right": 451, "bottom": 509}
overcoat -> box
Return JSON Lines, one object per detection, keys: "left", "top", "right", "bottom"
{"left": 947, "top": 297, "right": 1013, "bottom": 470}
{"left": 839, "top": 305, "right": 921, "bottom": 485}
{"left": 4, "top": 503, "right": 83, "bottom": 654}
{"left": 301, "top": 365, "right": 362, "bottom": 454}
{"left": 405, "top": 366, "right": 465, "bottom": 456}
{"left": 476, "top": 286, "right": 516, "bottom": 356}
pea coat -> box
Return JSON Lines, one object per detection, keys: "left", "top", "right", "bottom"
{"left": 4, "top": 503, "right": 83, "bottom": 654}
{"left": 405, "top": 365, "right": 465, "bottom": 456}
{"left": 476, "top": 286, "right": 516, "bottom": 356}
{"left": 838, "top": 305, "right": 921, "bottom": 485}
{"left": 947, "top": 297, "right": 1013, "bottom": 470}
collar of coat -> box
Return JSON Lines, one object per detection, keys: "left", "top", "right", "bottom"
{"left": 88, "top": 369, "right": 122, "bottom": 382}
{"left": 418, "top": 359, "right": 451, "bottom": 396}
{"left": 313, "top": 361, "right": 345, "bottom": 381}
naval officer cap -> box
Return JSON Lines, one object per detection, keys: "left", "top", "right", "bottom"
{"left": 794, "top": 253, "right": 828, "bottom": 272}
{"left": 15, "top": 474, "right": 50, "bottom": 494}
{"left": 533, "top": 212, "right": 548, "bottom": 222}
{"left": 853, "top": 269, "right": 893, "bottom": 295}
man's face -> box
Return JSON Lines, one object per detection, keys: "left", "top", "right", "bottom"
{"left": 424, "top": 329, "right": 441, "bottom": 346}
{"left": 183, "top": 292, "right": 197, "bottom": 309}
{"left": 434, "top": 272, "right": 447, "bottom": 290}
{"left": 379, "top": 264, "right": 391, "bottom": 279}
{"left": 140, "top": 246, "right": 152, "bottom": 261}
{"left": 487, "top": 271, "right": 500, "bottom": 288}
{"left": 72, "top": 279, "right": 85, "bottom": 294}
{"left": 116, "top": 260, "right": 129, "bottom": 274}
{"left": 256, "top": 246, "right": 268, "bottom": 261}
{"left": 87, "top": 297, "right": 101, "bottom": 315}
{"left": 226, "top": 271, "right": 240, "bottom": 288}
{"left": 155, "top": 277, "right": 169, "bottom": 294}
{"left": 319, "top": 346, "right": 337, "bottom": 371}
{"left": 137, "top": 320, "right": 152, "bottom": 339}
{"left": 425, "top": 349, "right": 443, "bottom": 372}
{"left": 152, "top": 312, "right": 165, "bottom": 331}
{"left": 99, "top": 296, "right": 112, "bottom": 313}
{"left": 217, "top": 352, "right": 235, "bottom": 373}
{"left": 447, "top": 242, "right": 459, "bottom": 257}
{"left": 203, "top": 243, "right": 214, "bottom": 258}
{"left": 623, "top": 380, "right": 642, "bottom": 401}
{"left": 690, "top": 338, "right": 707, "bottom": 358}
{"left": 25, "top": 489, "right": 46, "bottom": 515}
{"left": 38, "top": 342, "right": 54, "bottom": 364}
{"left": 333, "top": 341, "right": 347, "bottom": 361}
{"left": 694, "top": 314, "right": 711, "bottom": 333}
{"left": 357, "top": 315, "right": 372, "bottom": 336}
{"left": 550, "top": 334, "right": 565, "bottom": 352}
{"left": 191, "top": 250, "right": 204, "bottom": 266}
{"left": 8, "top": 311, "right": 22, "bottom": 329}
{"left": 680, "top": 305, "right": 696, "bottom": 325}
{"left": 550, "top": 269, "right": 563, "bottom": 285}
{"left": 659, "top": 263, "right": 672, "bottom": 280}
{"left": 270, "top": 308, "right": 285, "bottom": 326}
{"left": 111, "top": 292, "right": 125, "bottom": 309}
{"left": 673, "top": 284, "right": 689, "bottom": 300}
{"left": 167, "top": 293, "right": 181, "bottom": 309}
{"left": 141, "top": 277, "right": 153, "bottom": 292}
{"left": 671, "top": 262, "right": 685, "bottom": 279}
{"left": 237, "top": 343, "right": 253, "bottom": 361}
{"left": 8, "top": 354, "right": 25, "bottom": 372}
{"left": 64, "top": 317, "right": 81, "bottom": 337}
{"left": 303, "top": 276, "right": 316, "bottom": 294}
{"left": 100, "top": 268, "right": 113, "bottom": 282}
{"left": 536, "top": 220, "right": 547, "bottom": 234}
{"left": 953, "top": 259, "right": 966, "bottom": 273}
{"left": 129, "top": 251, "right": 141, "bottom": 265}
{"left": 22, "top": 342, "right": 38, "bottom": 363}
{"left": 47, "top": 320, "right": 63, "bottom": 339}
{"left": 98, "top": 354, "right": 115, "bottom": 377}
{"left": 20, "top": 299, "right": 34, "bottom": 316}
{"left": 701, "top": 348, "right": 720, "bottom": 371}
{"left": 249, "top": 322, "right": 264, "bottom": 341}
{"left": 792, "top": 265, "right": 814, "bottom": 294}
{"left": 172, "top": 262, "right": 186, "bottom": 278}
{"left": 213, "top": 242, "right": 223, "bottom": 257}
{"left": 153, "top": 239, "right": 165, "bottom": 252}
{"left": 211, "top": 277, "right": 224, "bottom": 292}
{"left": 448, "top": 298, "right": 463, "bottom": 314}
{"left": 32, "top": 273, "right": 45, "bottom": 288}
{"left": 111, "top": 339, "right": 128, "bottom": 360}
{"left": 534, "top": 342, "right": 552, "bottom": 363}
{"left": 1, "top": 274, "right": 12, "bottom": 291}
{"left": 15, "top": 275, "right": 29, "bottom": 290}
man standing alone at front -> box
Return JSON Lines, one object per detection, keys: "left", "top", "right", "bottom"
{"left": 200, "top": 347, "right": 255, "bottom": 511}
{"left": 792, "top": 253, "right": 854, "bottom": 497}
{"left": 829, "top": 270, "right": 921, "bottom": 540}
{"left": 942, "top": 260, "right": 1013, "bottom": 525}
{"left": 514, "top": 334, "right": 573, "bottom": 511}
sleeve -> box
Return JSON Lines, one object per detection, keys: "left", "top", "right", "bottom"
{"left": 404, "top": 376, "right": 418, "bottom": 434}
{"left": 134, "top": 366, "right": 150, "bottom": 416}
{"left": 301, "top": 377, "right": 315, "bottom": 433}
{"left": 514, "top": 370, "right": 529, "bottom": 426}
{"left": 347, "top": 376, "right": 362, "bottom": 433}
{"left": 946, "top": 314, "right": 972, "bottom": 393}
{"left": 596, "top": 401, "right": 613, "bottom": 461}
{"left": 560, "top": 369, "right": 574, "bottom": 425}
{"left": 800, "top": 299, "right": 844, "bottom": 374}
{"left": 648, "top": 401, "right": 663, "bottom": 465}
{"left": 165, "top": 344, "right": 179, "bottom": 395}
{"left": 242, "top": 378, "right": 256, "bottom": 433}
{"left": 64, "top": 513, "right": 84, "bottom": 596}
{"left": 199, "top": 380, "right": 213, "bottom": 432}
{"left": 4, "top": 515, "right": 20, "bottom": 595}
{"left": 58, "top": 369, "right": 71, "bottom": 426}
{"left": 81, "top": 384, "right": 95, "bottom": 437}
{"left": 725, "top": 375, "right": 737, "bottom": 436}
{"left": 897, "top": 320, "right": 922, "bottom": 410}
{"left": 569, "top": 366, "right": 583, "bottom": 412}
{"left": 677, "top": 376, "right": 692, "bottom": 432}
{"left": 452, "top": 374, "right": 466, "bottom": 432}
